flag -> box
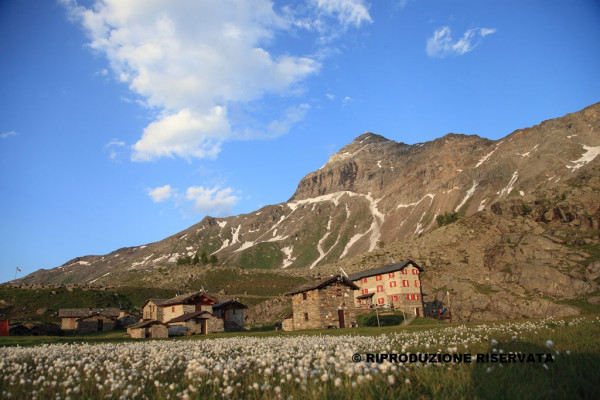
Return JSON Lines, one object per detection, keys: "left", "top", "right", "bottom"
{"left": 16, "top": 267, "right": 21, "bottom": 272}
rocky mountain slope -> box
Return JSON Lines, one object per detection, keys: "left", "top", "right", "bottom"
{"left": 15, "top": 103, "right": 600, "bottom": 321}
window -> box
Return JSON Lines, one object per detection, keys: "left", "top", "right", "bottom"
{"left": 335, "top": 288, "right": 342, "bottom": 296}
{"left": 406, "top": 294, "right": 411, "bottom": 301}
{"left": 416, "top": 294, "right": 420, "bottom": 300}
{"left": 388, "top": 272, "right": 395, "bottom": 278}
{"left": 389, "top": 281, "right": 397, "bottom": 288}
{"left": 412, "top": 269, "right": 419, "bottom": 275}
{"left": 302, "top": 292, "right": 307, "bottom": 300}
{"left": 376, "top": 275, "right": 382, "bottom": 281}
{"left": 361, "top": 277, "right": 368, "bottom": 283}
{"left": 361, "top": 289, "right": 368, "bottom": 294}
{"left": 402, "top": 280, "right": 409, "bottom": 287}
{"left": 304, "top": 313, "right": 309, "bottom": 321}
{"left": 377, "top": 285, "right": 383, "bottom": 293}
{"left": 172, "top": 306, "right": 175, "bottom": 313}
{"left": 415, "top": 280, "right": 421, "bottom": 287}
{"left": 378, "top": 298, "right": 385, "bottom": 305}
{"left": 392, "top": 295, "right": 399, "bottom": 302}
{"left": 401, "top": 269, "right": 407, "bottom": 275}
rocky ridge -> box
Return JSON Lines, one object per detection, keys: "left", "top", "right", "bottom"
{"left": 14, "top": 103, "right": 600, "bottom": 322}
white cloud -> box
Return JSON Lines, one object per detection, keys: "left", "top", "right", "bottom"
{"left": 314, "top": 0, "right": 373, "bottom": 27}
{"left": 63, "top": 0, "right": 371, "bottom": 162}
{"left": 325, "top": 93, "right": 336, "bottom": 101}
{"left": 0, "top": 131, "right": 18, "bottom": 139}
{"left": 426, "top": 26, "right": 496, "bottom": 58}
{"left": 185, "top": 186, "right": 240, "bottom": 216}
{"left": 104, "top": 139, "right": 127, "bottom": 162}
{"left": 148, "top": 185, "right": 173, "bottom": 203}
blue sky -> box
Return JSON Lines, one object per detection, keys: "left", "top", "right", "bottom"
{"left": 1, "top": 0, "right": 599, "bottom": 284}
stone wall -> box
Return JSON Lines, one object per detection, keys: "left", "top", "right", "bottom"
{"left": 291, "top": 281, "right": 357, "bottom": 331}
{"left": 150, "top": 324, "right": 168, "bottom": 338}
{"left": 129, "top": 327, "right": 146, "bottom": 339}
{"left": 143, "top": 301, "right": 163, "bottom": 321}
{"left": 61, "top": 318, "right": 76, "bottom": 330}
{"left": 282, "top": 317, "right": 294, "bottom": 331}
{"left": 76, "top": 316, "right": 116, "bottom": 334}
{"left": 207, "top": 315, "right": 224, "bottom": 333}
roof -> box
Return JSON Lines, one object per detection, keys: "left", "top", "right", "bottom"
{"left": 213, "top": 299, "right": 249, "bottom": 310}
{"left": 347, "top": 260, "right": 423, "bottom": 282}
{"left": 127, "top": 319, "right": 166, "bottom": 329}
{"left": 58, "top": 308, "right": 121, "bottom": 318}
{"left": 285, "top": 275, "right": 359, "bottom": 296}
{"left": 356, "top": 292, "right": 375, "bottom": 300}
{"left": 159, "top": 291, "right": 218, "bottom": 307}
{"left": 166, "top": 310, "right": 212, "bottom": 324}
{"left": 142, "top": 298, "right": 168, "bottom": 308}
{"left": 77, "top": 313, "right": 117, "bottom": 321}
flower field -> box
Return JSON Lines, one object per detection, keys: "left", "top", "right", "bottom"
{"left": 1, "top": 317, "right": 599, "bottom": 399}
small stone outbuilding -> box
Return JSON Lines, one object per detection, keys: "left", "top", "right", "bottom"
{"left": 75, "top": 313, "right": 116, "bottom": 334}
{"left": 213, "top": 300, "right": 248, "bottom": 331}
{"left": 285, "top": 275, "right": 359, "bottom": 331}
{"left": 59, "top": 308, "right": 120, "bottom": 330}
{"left": 127, "top": 320, "right": 168, "bottom": 339}
{"left": 166, "top": 310, "right": 224, "bottom": 336}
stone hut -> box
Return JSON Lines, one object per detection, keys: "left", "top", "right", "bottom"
{"left": 212, "top": 300, "right": 248, "bottom": 331}
{"left": 59, "top": 308, "right": 120, "bottom": 330}
{"left": 142, "top": 299, "right": 167, "bottom": 321}
{"left": 281, "top": 313, "right": 294, "bottom": 332}
{"left": 166, "top": 310, "right": 224, "bottom": 336}
{"left": 75, "top": 313, "right": 116, "bottom": 334}
{"left": 285, "top": 275, "right": 359, "bottom": 331}
{"left": 127, "top": 320, "right": 168, "bottom": 339}
{"left": 142, "top": 292, "right": 218, "bottom": 323}
{"left": 348, "top": 260, "right": 425, "bottom": 317}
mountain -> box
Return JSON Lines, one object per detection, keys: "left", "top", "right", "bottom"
{"left": 15, "top": 103, "right": 600, "bottom": 321}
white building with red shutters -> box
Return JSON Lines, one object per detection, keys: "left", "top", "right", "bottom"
{"left": 347, "top": 260, "right": 425, "bottom": 317}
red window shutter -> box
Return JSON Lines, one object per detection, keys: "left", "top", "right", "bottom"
{"left": 415, "top": 280, "right": 420, "bottom": 287}
{"left": 376, "top": 275, "right": 382, "bottom": 281}
{"left": 406, "top": 294, "right": 410, "bottom": 300}
{"left": 402, "top": 269, "right": 407, "bottom": 274}
{"left": 389, "top": 281, "right": 396, "bottom": 288}
{"left": 416, "top": 294, "right": 420, "bottom": 300}
{"left": 361, "top": 289, "right": 368, "bottom": 294}
{"left": 389, "top": 272, "right": 395, "bottom": 278}
{"left": 378, "top": 298, "right": 384, "bottom": 305}
{"left": 172, "top": 306, "right": 175, "bottom": 312}
{"left": 377, "top": 285, "right": 383, "bottom": 292}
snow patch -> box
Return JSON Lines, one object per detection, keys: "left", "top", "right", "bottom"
{"left": 455, "top": 181, "right": 478, "bottom": 212}
{"left": 217, "top": 220, "right": 227, "bottom": 228}
{"left": 89, "top": 272, "right": 110, "bottom": 284}
{"left": 518, "top": 152, "right": 530, "bottom": 157}
{"left": 566, "top": 145, "right": 600, "bottom": 170}
{"left": 231, "top": 225, "right": 242, "bottom": 245}
{"left": 179, "top": 234, "right": 187, "bottom": 240}
{"left": 519, "top": 190, "right": 525, "bottom": 196}
{"left": 377, "top": 160, "right": 382, "bottom": 168}
{"left": 413, "top": 212, "right": 427, "bottom": 235}
{"left": 213, "top": 239, "right": 230, "bottom": 254}
{"left": 478, "top": 199, "right": 487, "bottom": 212}
{"left": 476, "top": 148, "right": 496, "bottom": 167}
{"left": 235, "top": 241, "right": 255, "bottom": 252}
{"left": 340, "top": 232, "right": 366, "bottom": 259}
{"left": 281, "top": 246, "right": 296, "bottom": 268}
{"left": 499, "top": 172, "right": 519, "bottom": 198}
{"left": 397, "top": 194, "right": 435, "bottom": 209}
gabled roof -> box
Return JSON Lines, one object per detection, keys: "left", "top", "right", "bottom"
{"left": 166, "top": 310, "right": 212, "bottom": 324}
{"left": 159, "top": 291, "right": 218, "bottom": 307}
{"left": 58, "top": 308, "right": 120, "bottom": 318}
{"left": 347, "top": 260, "right": 423, "bottom": 282}
{"left": 127, "top": 319, "right": 166, "bottom": 329}
{"left": 142, "top": 298, "right": 168, "bottom": 308}
{"left": 76, "top": 313, "right": 117, "bottom": 321}
{"left": 213, "top": 299, "right": 248, "bottom": 310}
{"left": 285, "top": 275, "right": 359, "bottom": 296}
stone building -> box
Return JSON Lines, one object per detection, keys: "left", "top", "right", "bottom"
{"left": 348, "top": 260, "right": 425, "bottom": 317}
{"left": 167, "top": 310, "right": 224, "bottom": 336}
{"left": 135, "top": 291, "right": 246, "bottom": 337}
{"left": 75, "top": 313, "right": 116, "bottom": 334}
{"left": 285, "top": 275, "right": 358, "bottom": 331}
{"left": 127, "top": 320, "right": 168, "bottom": 339}
{"left": 59, "top": 308, "right": 120, "bottom": 330}
{"left": 212, "top": 300, "right": 248, "bottom": 331}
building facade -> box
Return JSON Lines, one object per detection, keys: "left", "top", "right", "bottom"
{"left": 285, "top": 275, "right": 358, "bottom": 331}
{"left": 348, "top": 260, "right": 425, "bottom": 317}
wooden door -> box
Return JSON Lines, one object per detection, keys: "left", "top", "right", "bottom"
{"left": 338, "top": 310, "right": 345, "bottom": 328}
{"left": 98, "top": 319, "right": 104, "bottom": 331}
{"left": 201, "top": 319, "right": 207, "bottom": 335}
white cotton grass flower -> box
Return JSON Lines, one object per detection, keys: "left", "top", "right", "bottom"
{"left": 387, "top": 375, "right": 395, "bottom": 386}
{"left": 546, "top": 340, "right": 554, "bottom": 348}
